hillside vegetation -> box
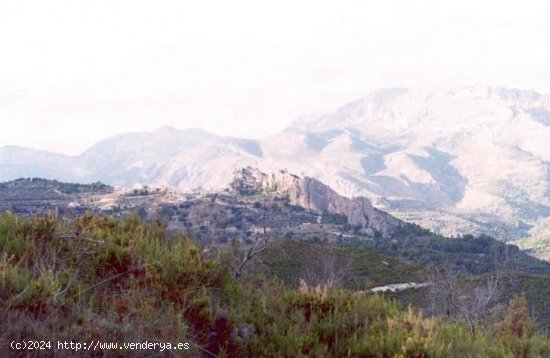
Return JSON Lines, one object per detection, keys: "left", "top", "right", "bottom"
{"left": 1, "top": 213, "right": 550, "bottom": 357}
{"left": 255, "top": 239, "right": 426, "bottom": 289}
{"left": 0, "top": 178, "right": 112, "bottom": 198}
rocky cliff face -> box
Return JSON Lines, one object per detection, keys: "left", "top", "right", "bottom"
{"left": 231, "top": 167, "right": 402, "bottom": 237}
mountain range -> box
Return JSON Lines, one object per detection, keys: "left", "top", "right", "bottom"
{"left": 2, "top": 86, "right": 549, "bottom": 256}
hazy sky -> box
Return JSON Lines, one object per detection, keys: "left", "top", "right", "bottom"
{"left": 1, "top": 0, "right": 549, "bottom": 155}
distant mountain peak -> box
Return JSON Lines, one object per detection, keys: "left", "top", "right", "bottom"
{"left": 154, "top": 125, "right": 180, "bottom": 133}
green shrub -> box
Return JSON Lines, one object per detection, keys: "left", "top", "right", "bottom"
{"left": 1, "top": 213, "right": 550, "bottom": 357}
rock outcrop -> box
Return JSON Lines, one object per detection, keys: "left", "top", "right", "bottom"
{"left": 231, "top": 167, "right": 403, "bottom": 237}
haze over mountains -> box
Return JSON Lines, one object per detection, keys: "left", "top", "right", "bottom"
{"left": 2, "top": 86, "right": 549, "bottom": 253}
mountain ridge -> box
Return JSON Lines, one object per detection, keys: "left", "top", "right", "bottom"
{"left": 2, "top": 85, "right": 549, "bottom": 255}
{"left": 231, "top": 167, "right": 403, "bottom": 237}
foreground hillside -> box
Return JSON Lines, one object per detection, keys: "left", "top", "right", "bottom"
{"left": 1, "top": 213, "right": 550, "bottom": 357}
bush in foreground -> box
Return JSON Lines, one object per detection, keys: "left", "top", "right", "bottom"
{"left": 1, "top": 213, "right": 549, "bottom": 357}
